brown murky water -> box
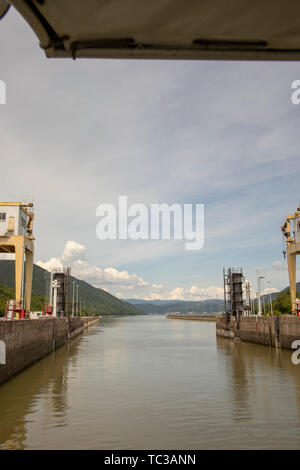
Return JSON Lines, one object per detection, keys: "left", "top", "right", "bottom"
{"left": 0, "top": 315, "right": 299, "bottom": 449}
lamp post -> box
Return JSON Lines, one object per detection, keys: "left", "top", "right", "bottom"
{"left": 268, "top": 280, "right": 273, "bottom": 316}
{"left": 257, "top": 270, "right": 265, "bottom": 316}
{"left": 76, "top": 284, "right": 79, "bottom": 316}
{"left": 72, "top": 281, "right": 77, "bottom": 317}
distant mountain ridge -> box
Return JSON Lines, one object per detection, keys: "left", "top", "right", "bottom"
{"left": 125, "top": 284, "right": 299, "bottom": 314}
{"left": 124, "top": 298, "right": 224, "bottom": 314}
{"left": 125, "top": 299, "right": 189, "bottom": 306}
{"left": 0, "top": 260, "right": 143, "bottom": 316}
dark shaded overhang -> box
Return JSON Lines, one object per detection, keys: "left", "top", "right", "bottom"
{"left": 8, "top": 0, "right": 300, "bottom": 60}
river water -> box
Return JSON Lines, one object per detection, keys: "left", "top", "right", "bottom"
{"left": 0, "top": 315, "right": 299, "bottom": 449}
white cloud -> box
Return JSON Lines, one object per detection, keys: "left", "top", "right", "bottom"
{"left": 36, "top": 257, "right": 63, "bottom": 271}
{"left": 61, "top": 240, "right": 86, "bottom": 265}
{"left": 36, "top": 240, "right": 226, "bottom": 301}
{"left": 188, "top": 285, "right": 224, "bottom": 300}
{"left": 36, "top": 240, "right": 149, "bottom": 296}
{"left": 261, "top": 287, "right": 279, "bottom": 295}
{"left": 71, "top": 261, "right": 148, "bottom": 291}
{"left": 151, "top": 283, "right": 165, "bottom": 293}
{"left": 143, "top": 284, "right": 224, "bottom": 301}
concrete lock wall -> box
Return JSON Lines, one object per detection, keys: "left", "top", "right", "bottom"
{"left": 0, "top": 317, "right": 84, "bottom": 385}
{"left": 82, "top": 316, "right": 100, "bottom": 329}
{"left": 167, "top": 314, "right": 216, "bottom": 321}
{"left": 216, "top": 314, "right": 300, "bottom": 350}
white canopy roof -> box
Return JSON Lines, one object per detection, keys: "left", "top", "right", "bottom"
{"left": 9, "top": 0, "right": 300, "bottom": 60}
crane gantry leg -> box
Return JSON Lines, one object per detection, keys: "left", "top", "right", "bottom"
{"left": 25, "top": 250, "right": 34, "bottom": 312}
{"left": 14, "top": 237, "right": 25, "bottom": 306}
{"left": 287, "top": 247, "right": 297, "bottom": 314}
{"left": 281, "top": 204, "right": 300, "bottom": 315}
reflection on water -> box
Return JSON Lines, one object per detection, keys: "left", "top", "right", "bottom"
{"left": 0, "top": 334, "right": 82, "bottom": 449}
{"left": 0, "top": 315, "right": 299, "bottom": 449}
{"left": 216, "top": 336, "right": 300, "bottom": 447}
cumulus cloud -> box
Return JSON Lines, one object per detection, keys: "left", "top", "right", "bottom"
{"left": 36, "top": 240, "right": 226, "bottom": 301}
{"left": 261, "top": 287, "right": 279, "bottom": 295}
{"left": 61, "top": 240, "right": 86, "bottom": 265}
{"left": 143, "top": 284, "right": 224, "bottom": 301}
{"left": 188, "top": 285, "right": 224, "bottom": 300}
{"left": 36, "top": 257, "right": 63, "bottom": 271}
{"left": 36, "top": 240, "right": 149, "bottom": 296}
{"left": 151, "top": 283, "right": 165, "bottom": 293}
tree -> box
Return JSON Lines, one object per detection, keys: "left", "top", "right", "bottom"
{"left": 272, "top": 288, "right": 300, "bottom": 315}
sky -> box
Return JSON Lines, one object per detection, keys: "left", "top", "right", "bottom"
{"left": 0, "top": 7, "right": 300, "bottom": 301}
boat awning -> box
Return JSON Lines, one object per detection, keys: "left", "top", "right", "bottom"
{"left": 8, "top": 0, "right": 300, "bottom": 60}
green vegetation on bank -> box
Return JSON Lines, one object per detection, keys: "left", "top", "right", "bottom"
{"left": 261, "top": 288, "right": 300, "bottom": 316}
{"left": 0, "top": 260, "right": 143, "bottom": 317}
{"left": 0, "top": 284, "right": 45, "bottom": 316}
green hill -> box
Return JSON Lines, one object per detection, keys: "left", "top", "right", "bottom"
{"left": 0, "top": 260, "right": 143, "bottom": 317}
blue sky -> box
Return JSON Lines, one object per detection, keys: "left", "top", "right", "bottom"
{"left": 0, "top": 8, "right": 300, "bottom": 300}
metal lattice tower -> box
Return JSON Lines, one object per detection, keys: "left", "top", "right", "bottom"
{"left": 223, "top": 268, "right": 245, "bottom": 318}
{"left": 50, "top": 267, "right": 71, "bottom": 317}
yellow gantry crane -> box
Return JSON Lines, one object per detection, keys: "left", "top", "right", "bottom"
{"left": 0, "top": 201, "right": 34, "bottom": 313}
{"left": 281, "top": 203, "right": 300, "bottom": 315}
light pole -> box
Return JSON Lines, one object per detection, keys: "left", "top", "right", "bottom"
{"left": 268, "top": 280, "right": 273, "bottom": 316}
{"left": 72, "top": 281, "right": 77, "bottom": 317}
{"left": 257, "top": 269, "right": 264, "bottom": 316}
{"left": 49, "top": 270, "right": 54, "bottom": 307}
{"left": 76, "top": 284, "right": 79, "bottom": 316}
